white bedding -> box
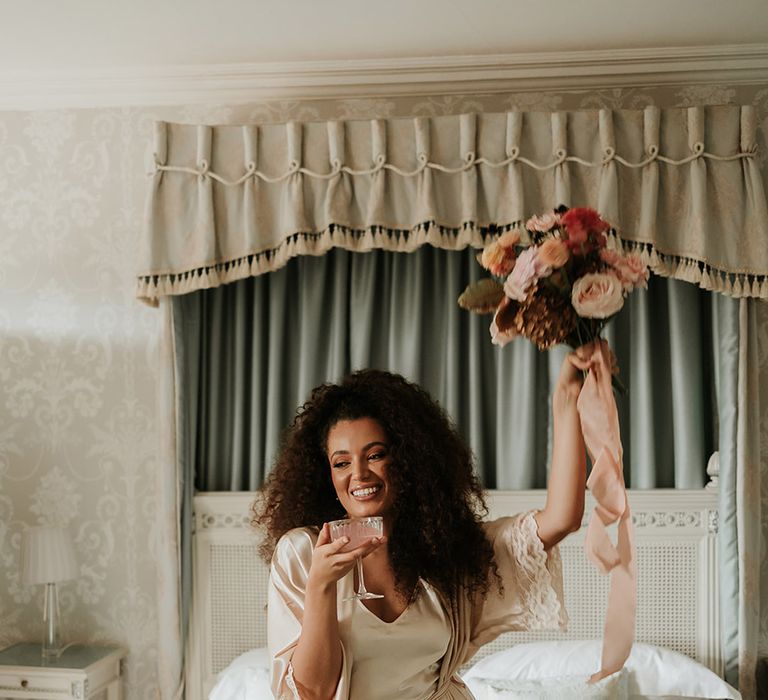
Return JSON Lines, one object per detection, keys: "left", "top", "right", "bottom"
{"left": 208, "top": 641, "right": 741, "bottom": 700}
{"left": 462, "top": 641, "right": 741, "bottom": 700}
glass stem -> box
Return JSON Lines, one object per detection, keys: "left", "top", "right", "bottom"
{"left": 356, "top": 557, "right": 368, "bottom": 596}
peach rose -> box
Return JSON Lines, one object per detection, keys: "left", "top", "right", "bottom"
{"left": 497, "top": 229, "right": 521, "bottom": 250}
{"left": 537, "top": 238, "right": 570, "bottom": 271}
{"left": 571, "top": 272, "right": 625, "bottom": 319}
{"left": 480, "top": 240, "right": 516, "bottom": 277}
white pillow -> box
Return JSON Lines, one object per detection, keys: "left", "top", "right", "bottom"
{"left": 461, "top": 641, "right": 741, "bottom": 700}
{"left": 478, "top": 669, "right": 628, "bottom": 699}
{"left": 208, "top": 648, "right": 273, "bottom": 700}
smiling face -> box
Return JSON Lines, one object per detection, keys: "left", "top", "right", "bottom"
{"left": 326, "top": 417, "right": 396, "bottom": 523}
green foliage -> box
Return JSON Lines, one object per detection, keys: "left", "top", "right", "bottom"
{"left": 457, "top": 278, "right": 505, "bottom": 314}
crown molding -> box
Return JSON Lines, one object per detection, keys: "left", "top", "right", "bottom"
{"left": 1, "top": 43, "right": 767, "bottom": 111}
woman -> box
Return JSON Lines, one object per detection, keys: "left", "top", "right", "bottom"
{"left": 254, "top": 346, "right": 593, "bottom": 700}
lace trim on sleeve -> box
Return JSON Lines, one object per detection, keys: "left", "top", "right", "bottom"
{"left": 278, "top": 662, "right": 301, "bottom": 700}
{"left": 280, "top": 648, "right": 350, "bottom": 699}
{"left": 504, "top": 511, "right": 568, "bottom": 631}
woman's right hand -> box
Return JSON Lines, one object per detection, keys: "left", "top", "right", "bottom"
{"left": 307, "top": 523, "right": 385, "bottom": 592}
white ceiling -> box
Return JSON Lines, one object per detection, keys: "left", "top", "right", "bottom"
{"left": 1, "top": 0, "right": 766, "bottom": 109}
{"left": 3, "top": 0, "right": 768, "bottom": 69}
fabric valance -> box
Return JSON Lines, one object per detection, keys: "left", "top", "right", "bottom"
{"left": 137, "top": 105, "right": 768, "bottom": 305}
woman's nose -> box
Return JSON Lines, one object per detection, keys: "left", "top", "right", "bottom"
{"left": 351, "top": 458, "right": 370, "bottom": 479}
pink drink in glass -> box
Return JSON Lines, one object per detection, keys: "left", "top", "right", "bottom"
{"left": 328, "top": 517, "right": 383, "bottom": 552}
{"left": 327, "top": 516, "right": 384, "bottom": 600}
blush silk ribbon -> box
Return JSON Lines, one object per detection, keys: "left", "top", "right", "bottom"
{"left": 576, "top": 342, "right": 637, "bottom": 682}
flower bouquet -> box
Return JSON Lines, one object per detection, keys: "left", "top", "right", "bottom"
{"left": 458, "top": 206, "right": 649, "bottom": 376}
{"left": 459, "top": 206, "right": 649, "bottom": 680}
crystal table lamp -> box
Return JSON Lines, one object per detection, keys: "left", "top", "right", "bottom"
{"left": 20, "top": 526, "right": 78, "bottom": 659}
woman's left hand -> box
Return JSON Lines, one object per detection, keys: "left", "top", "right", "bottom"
{"left": 555, "top": 339, "right": 615, "bottom": 408}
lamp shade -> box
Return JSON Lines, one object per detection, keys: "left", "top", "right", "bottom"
{"left": 21, "top": 526, "right": 78, "bottom": 585}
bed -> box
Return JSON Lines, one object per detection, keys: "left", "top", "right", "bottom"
{"left": 186, "top": 484, "right": 736, "bottom": 699}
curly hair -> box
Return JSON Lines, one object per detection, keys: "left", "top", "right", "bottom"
{"left": 252, "top": 369, "right": 498, "bottom": 603}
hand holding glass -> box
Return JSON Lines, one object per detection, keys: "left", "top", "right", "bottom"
{"left": 328, "top": 517, "right": 384, "bottom": 601}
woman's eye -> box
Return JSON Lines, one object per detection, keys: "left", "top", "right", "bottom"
{"left": 368, "top": 452, "right": 385, "bottom": 461}
{"left": 332, "top": 460, "right": 350, "bottom": 469}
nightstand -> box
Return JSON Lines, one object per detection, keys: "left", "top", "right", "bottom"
{"left": 0, "top": 644, "right": 126, "bottom": 700}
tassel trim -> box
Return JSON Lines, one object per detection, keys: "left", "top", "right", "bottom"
{"left": 607, "top": 233, "right": 768, "bottom": 302}
{"left": 136, "top": 220, "right": 520, "bottom": 306}
{"left": 136, "top": 223, "right": 768, "bottom": 306}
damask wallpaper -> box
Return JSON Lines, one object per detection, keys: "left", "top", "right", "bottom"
{"left": 0, "top": 83, "right": 766, "bottom": 699}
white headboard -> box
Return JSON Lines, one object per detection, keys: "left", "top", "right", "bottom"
{"left": 187, "top": 488, "right": 720, "bottom": 700}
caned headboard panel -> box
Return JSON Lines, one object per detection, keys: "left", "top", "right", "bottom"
{"left": 187, "top": 488, "right": 720, "bottom": 700}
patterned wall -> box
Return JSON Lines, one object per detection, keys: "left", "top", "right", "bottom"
{"left": 0, "top": 83, "right": 766, "bottom": 699}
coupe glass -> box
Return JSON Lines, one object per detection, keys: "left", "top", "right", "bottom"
{"left": 328, "top": 516, "right": 384, "bottom": 601}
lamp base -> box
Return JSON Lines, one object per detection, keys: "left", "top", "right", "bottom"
{"left": 41, "top": 582, "right": 64, "bottom": 660}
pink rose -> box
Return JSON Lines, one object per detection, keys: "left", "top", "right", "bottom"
{"left": 600, "top": 249, "right": 649, "bottom": 291}
{"left": 615, "top": 253, "right": 649, "bottom": 290}
{"left": 571, "top": 272, "right": 625, "bottom": 319}
{"left": 537, "top": 238, "right": 570, "bottom": 271}
{"left": 599, "top": 248, "right": 622, "bottom": 266}
{"left": 504, "top": 246, "right": 538, "bottom": 301}
{"left": 526, "top": 212, "right": 560, "bottom": 233}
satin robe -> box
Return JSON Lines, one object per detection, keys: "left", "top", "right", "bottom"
{"left": 268, "top": 512, "right": 567, "bottom": 700}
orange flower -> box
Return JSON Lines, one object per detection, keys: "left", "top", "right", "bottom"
{"left": 537, "top": 238, "right": 570, "bottom": 270}
{"left": 480, "top": 242, "right": 515, "bottom": 277}
{"left": 479, "top": 230, "right": 520, "bottom": 277}
{"left": 497, "top": 229, "right": 521, "bottom": 249}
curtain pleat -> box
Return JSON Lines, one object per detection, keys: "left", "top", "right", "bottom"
{"left": 157, "top": 301, "right": 184, "bottom": 700}
{"left": 667, "top": 279, "right": 707, "bottom": 487}
{"left": 735, "top": 299, "right": 762, "bottom": 699}
{"left": 173, "top": 248, "right": 719, "bottom": 492}
{"left": 714, "top": 293, "right": 741, "bottom": 688}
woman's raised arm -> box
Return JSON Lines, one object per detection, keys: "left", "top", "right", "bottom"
{"left": 534, "top": 343, "right": 595, "bottom": 549}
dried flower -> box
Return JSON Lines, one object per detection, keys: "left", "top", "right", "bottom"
{"left": 490, "top": 296, "right": 519, "bottom": 346}
{"left": 514, "top": 285, "right": 577, "bottom": 350}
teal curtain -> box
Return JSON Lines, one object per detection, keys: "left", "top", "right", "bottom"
{"left": 172, "top": 244, "right": 741, "bottom": 687}
{"left": 172, "top": 246, "right": 723, "bottom": 491}
{"left": 713, "top": 294, "right": 741, "bottom": 688}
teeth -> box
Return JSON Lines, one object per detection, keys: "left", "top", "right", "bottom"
{"left": 351, "top": 486, "right": 380, "bottom": 497}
